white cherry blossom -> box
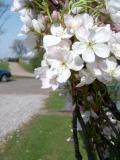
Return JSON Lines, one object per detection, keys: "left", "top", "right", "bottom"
{"left": 32, "top": 15, "right": 46, "bottom": 33}
{"left": 45, "top": 39, "right": 71, "bottom": 51}
{"left": 11, "top": 0, "right": 120, "bottom": 89}
{"left": 41, "top": 54, "right": 49, "bottom": 67}
{"left": 111, "top": 43, "right": 120, "bottom": 60}
{"left": 87, "top": 57, "right": 120, "bottom": 83}
{"left": 20, "top": 25, "right": 30, "bottom": 34}
{"left": 71, "top": 7, "right": 81, "bottom": 14}
{"left": 109, "top": 32, "right": 120, "bottom": 60}
{"left": 43, "top": 40, "right": 83, "bottom": 83}
{"left": 11, "top": 0, "right": 25, "bottom": 11}
{"left": 44, "top": 69, "right": 60, "bottom": 90}
{"left": 43, "top": 24, "right": 73, "bottom": 47}
{"left": 86, "top": 59, "right": 111, "bottom": 83}
{"left": 99, "top": 57, "right": 120, "bottom": 81}
{"left": 19, "top": 8, "right": 35, "bottom": 17}
{"left": 34, "top": 66, "right": 48, "bottom": 79}
{"left": 77, "top": 69, "right": 95, "bottom": 87}
{"left": 64, "top": 14, "right": 83, "bottom": 32}
{"left": 105, "top": 0, "right": 120, "bottom": 24}
{"left": 73, "top": 25, "right": 111, "bottom": 63}
{"left": 64, "top": 13, "right": 93, "bottom": 33}
{"left": 46, "top": 47, "right": 84, "bottom": 69}
{"left": 20, "top": 14, "right": 33, "bottom": 28}
{"left": 34, "top": 67, "right": 60, "bottom": 90}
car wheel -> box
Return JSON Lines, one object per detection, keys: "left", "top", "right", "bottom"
{"left": 1, "top": 75, "right": 8, "bottom": 82}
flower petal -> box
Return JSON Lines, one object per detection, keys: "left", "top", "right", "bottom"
{"left": 62, "top": 29, "right": 73, "bottom": 39}
{"left": 72, "top": 42, "right": 86, "bottom": 55}
{"left": 43, "top": 35, "right": 61, "bottom": 47}
{"left": 87, "top": 62, "right": 102, "bottom": 77}
{"left": 32, "top": 19, "right": 41, "bottom": 32}
{"left": 111, "top": 12, "right": 120, "bottom": 24}
{"left": 64, "top": 14, "right": 73, "bottom": 28}
{"left": 20, "top": 15, "right": 32, "bottom": 28}
{"left": 92, "top": 25, "right": 111, "bottom": 43}
{"left": 46, "top": 48, "right": 69, "bottom": 62}
{"left": 82, "top": 48, "right": 95, "bottom": 63}
{"left": 51, "top": 83, "right": 59, "bottom": 90}
{"left": 102, "top": 72, "right": 112, "bottom": 82}
{"left": 75, "top": 27, "right": 89, "bottom": 41}
{"left": 77, "top": 69, "right": 95, "bottom": 87}
{"left": 57, "top": 66, "right": 71, "bottom": 83}
{"left": 21, "top": 25, "right": 30, "bottom": 34}
{"left": 41, "top": 78, "right": 51, "bottom": 89}
{"left": 64, "top": 14, "right": 82, "bottom": 31}
{"left": 82, "top": 13, "right": 94, "bottom": 29}
{"left": 111, "top": 43, "right": 120, "bottom": 60}
{"left": 99, "top": 57, "right": 117, "bottom": 72}
{"left": 57, "top": 40, "right": 71, "bottom": 50}
{"left": 71, "top": 14, "right": 83, "bottom": 30}
{"left": 93, "top": 43, "right": 110, "bottom": 58}
{"left": 50, "top": 23, "right": 64, "bottom": 36}
{"left": 67, "top": 53, "right": 84, "bottom": 71}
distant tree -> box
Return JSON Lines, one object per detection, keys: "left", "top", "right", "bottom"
{"left": 10, "top": 39, "right": 27, "bottom": 58}
{"left": 0, "top": 1, "right": 9, "bottom": 35}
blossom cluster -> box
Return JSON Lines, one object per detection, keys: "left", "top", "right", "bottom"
{"left": 11, "top": 0, "right": 120, "bottom": 90}
{"left": 105, "top": 0, "right": 120, "bottom": 24}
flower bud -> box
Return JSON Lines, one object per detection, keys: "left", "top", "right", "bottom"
{"left": 44, "top": 16, "right": 49, "bottom": 22}
{"left": 71, "top": 7, "right": 82, "bottom": 14}
{"left": 51, "top": 11, "right": 60, "bottom": 21}
{"left": 111, "top": 24, "right": 120, "bottom": 32}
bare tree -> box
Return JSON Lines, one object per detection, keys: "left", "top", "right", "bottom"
{"left": 10, "top": 39, "right": 27, "bottom": 58}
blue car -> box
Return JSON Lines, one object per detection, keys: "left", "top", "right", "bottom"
{"left": 0, "top": 69, "right": 12, "bottom": 82}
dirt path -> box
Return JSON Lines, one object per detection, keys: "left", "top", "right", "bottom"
{"left": 9, "top": 62, "right": 34, "bottom": 77}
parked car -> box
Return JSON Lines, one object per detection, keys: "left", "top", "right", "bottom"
{"left": 0, "top": 69, "right": 12, "bottom": 82}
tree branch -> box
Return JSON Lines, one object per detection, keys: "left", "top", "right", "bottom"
{"left": 72, "top": 106, "right": 82, "bottom": 160}
{"left": 76, "top": 106, "right": 95, "bottom": 160}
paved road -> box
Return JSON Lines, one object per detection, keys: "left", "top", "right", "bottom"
{"left": 0, "top": 78, "right": 49, "bottom": 141}
{"left": 0, "top": 78, "right": 49, "bottom": 94}
{"left": 9, "top": 62, "right": 34, "bottom": 77}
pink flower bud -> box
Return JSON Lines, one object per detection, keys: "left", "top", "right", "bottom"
{"left": 44, "top": 16, "right": 49, "bottom": 22}
{"left": 51, "top": 11, "right": 60, "bottom": 20}
{"left": 111, "top": 24, "right": 120, "bottom": 32}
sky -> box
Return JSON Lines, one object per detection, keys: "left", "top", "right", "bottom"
{"left": 0, "top": 0, "right": 22, "bottom": 58}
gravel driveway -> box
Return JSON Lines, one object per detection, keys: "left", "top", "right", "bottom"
{"left": 0, "top": 78, "right": 49, "bottom": 141}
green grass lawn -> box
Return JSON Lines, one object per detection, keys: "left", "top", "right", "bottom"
{"left": 0, "top": 61, "right": 9, "bottom": 70}
{"left": 46, "top": 91, "right": 66, "bottom": 110}
{"left": 0, "top": 115, "right": 87, "bottom": 160}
